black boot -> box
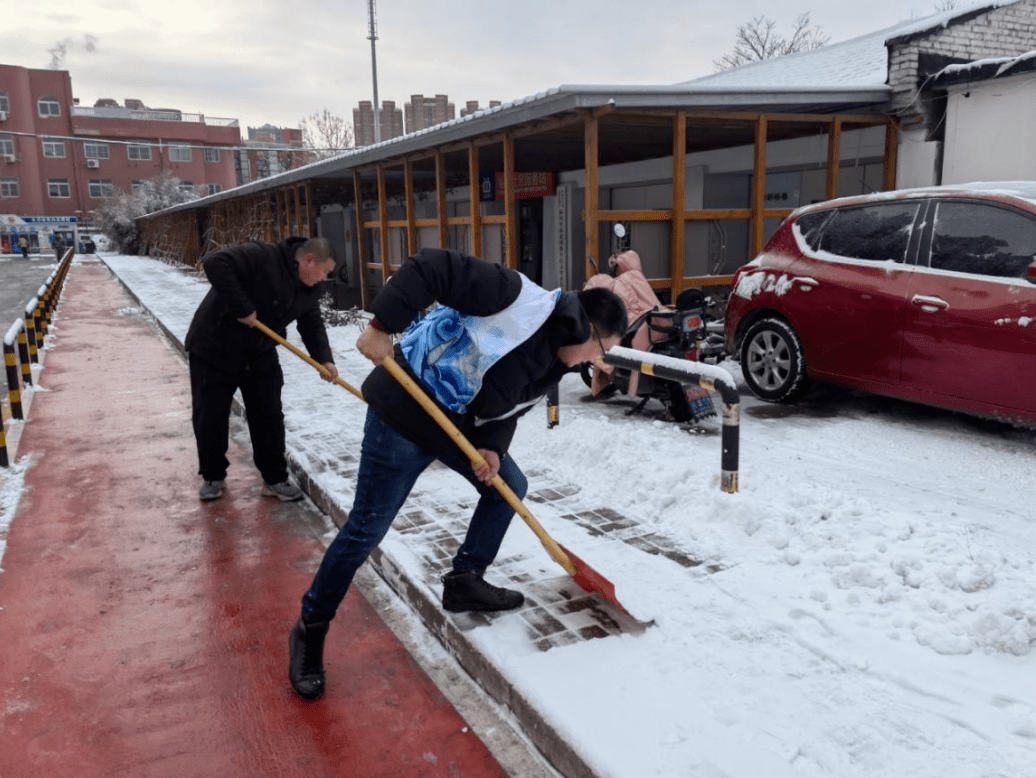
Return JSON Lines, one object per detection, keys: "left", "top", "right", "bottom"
{"left": 441, "top": 571, "right": 524, "bottom": 613}
{"left": 288, "top": 617, "right": 329, "bottom": 699}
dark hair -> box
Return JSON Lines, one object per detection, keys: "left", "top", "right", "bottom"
{"left": 578, "top": 287, "right": 627, "bottom": 339}
{"left": 297, "top": 237, "right": 335, "bottom": 263}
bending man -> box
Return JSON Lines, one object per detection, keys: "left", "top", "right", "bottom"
{"left": 289, "top": 247, "right": 626, "bottom": 699}
{"left": 186, "top": 236, "right": 339, "bottom": 501}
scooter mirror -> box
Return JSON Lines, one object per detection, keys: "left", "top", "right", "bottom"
{"left": 613, "top": 223, "right": 626, "bottom": 239}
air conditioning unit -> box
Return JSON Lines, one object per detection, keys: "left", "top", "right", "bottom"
{"left": 86, "top": 158, "right": 100, "bottom": 168}
{"left": 0, "top": 111, "right": 8, "bottom": 122}
{"left": 2, "top": 154, "right": 15, "bottom": 164}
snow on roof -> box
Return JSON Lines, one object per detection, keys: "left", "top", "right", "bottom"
{"left": 679, "top": 2, "right": 1018, "bottom": 89}
{"left": 934, "top": 48, "right": 1036, "bottom": 82}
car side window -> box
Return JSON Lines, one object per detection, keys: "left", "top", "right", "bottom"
{"left": 816, "top": 203, "right": 921, "bottom": 262}
{"left": 929, "top": 201, "right": 1036, "bottom": 279}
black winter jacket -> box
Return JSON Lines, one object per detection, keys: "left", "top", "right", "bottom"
{"left": 185, "top": 238, "right": 333, "bottom": 371}
{"left": 362, "top": 248, "right": 590, "bottom": 458}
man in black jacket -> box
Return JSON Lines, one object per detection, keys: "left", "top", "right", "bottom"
{"left": 288, "top": 247, "right": 626, "bottom": 699}
{"left": 185, "top": 236, "right": 338, "bottom": 502}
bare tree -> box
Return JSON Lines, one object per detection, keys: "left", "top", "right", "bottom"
{"left": 94, "top": 171, "right": 197, "bottom": 253}
{"left": 300, "top": 109, "right": 353, "bottom": 161}
{"left": 714, "top": 13, "right": 830, "bottom": 71}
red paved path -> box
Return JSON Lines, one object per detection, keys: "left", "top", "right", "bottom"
{"left": 0, "top": 262, "right": 509, "bottom": 778}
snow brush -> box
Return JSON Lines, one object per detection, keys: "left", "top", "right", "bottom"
{"left": 252, "top": 319, "right": 632, "bottom": 617}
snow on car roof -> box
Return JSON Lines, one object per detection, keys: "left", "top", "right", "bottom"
{"left": 791, "top": 181, "right": 1036, "bottom": 216}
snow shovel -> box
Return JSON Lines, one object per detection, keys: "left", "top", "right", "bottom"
{"left": 252, "top": 319, "right": 629, "bottom": 615}
{"left": 252, "top": 320, "right": 364, "bottom": 401}
{"left": 378, "top": 356, "right": 629, "bottom": 616}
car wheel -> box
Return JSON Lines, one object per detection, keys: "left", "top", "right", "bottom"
{"left": 739, "top": 317, "right": 809, "bottom": 402}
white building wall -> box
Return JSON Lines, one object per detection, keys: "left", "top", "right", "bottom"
{"left": 941, "top": 73, "right": 1036, "bottom": 184}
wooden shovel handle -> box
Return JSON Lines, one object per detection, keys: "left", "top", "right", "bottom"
{"left": 380, "top": 356, "right": 577, "bottom": 577}
{"left": 252, "top": 319, "right": 364, "bottom": 401}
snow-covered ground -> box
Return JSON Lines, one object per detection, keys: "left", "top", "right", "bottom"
{"left": 3, "top": 254, "right": 1036, "bottom": 777}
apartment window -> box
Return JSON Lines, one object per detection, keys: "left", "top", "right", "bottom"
{"left": 128, "top": 144, "right": 152, "bottom": 161}
{"left": 0, "top": 177, "right": 18, "bottom": 198}
{"left": 204, "top": 147, "right": 221, "bottom": 163}
{"left": 84, "top": 143, "right": 110, "bottom": 160}
{"left": 47, "top": 178, "right": 71, "bottom": 198}
{"left": 207, "top": 183, "right": 222, "bottom": 195}
{"left": 0, "top": 133, "right": 13, "bottom": 157}
{"left": 168, "top": 145, "right": 192, "bottom": 162}
{"left": 42, "top": 137, "right": 66, "bottom": 158}
{"left": 178, "top": 181, "right": 196, "bottom": 195}
{"left": 38, "top": 96, "right": 61, "bottom": 117}
{"left": 0, "top": 92, "right": 9, "bottom": 114}
{"left": 88, "top": 179, "right": 115, "bottom": 198}
{"left": 131, "top": 180, "right": 145, "bottom": 194}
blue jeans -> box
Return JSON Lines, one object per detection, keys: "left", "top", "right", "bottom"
{"left": 301, "top": 407, "right": 527, "bottom": 623}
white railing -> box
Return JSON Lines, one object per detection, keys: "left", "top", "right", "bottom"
{"left": 71, "top": 106, "right": 238, "bottom": 127}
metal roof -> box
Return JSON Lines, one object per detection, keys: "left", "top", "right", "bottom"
{"left": 158, "top": 83, "right": 891, "bottom": 216}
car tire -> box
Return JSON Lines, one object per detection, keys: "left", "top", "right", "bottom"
{"left": 739, "top": 317, "right": 809, "bottom": 403}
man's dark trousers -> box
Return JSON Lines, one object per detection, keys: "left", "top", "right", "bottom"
{"left": 189, "top": 349, "right": 288, "bottom": 484}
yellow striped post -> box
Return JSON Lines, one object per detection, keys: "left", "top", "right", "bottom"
{"left": 17, "top": 330, "right": 32, "bottom": 387}
{"left": 3, "top": 321, "right": 24, "bottom": 422}
{"left": 23, "top": 297, "right": 39, "bottom": 364}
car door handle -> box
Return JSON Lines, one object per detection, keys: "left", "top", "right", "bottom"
{"left": 911, "top": 294, "right": 949, "bottom": 313}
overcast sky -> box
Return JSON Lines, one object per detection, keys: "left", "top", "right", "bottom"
{"left": 7, "top": 0, "right": 980, "bottom": 137}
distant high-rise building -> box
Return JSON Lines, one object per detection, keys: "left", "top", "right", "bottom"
{"left": 353, "top": 100, "right": 403, "bottom": 147}
{"left": 460, "top": 100, "right": 502, "bottom": 118}
{"left": 404, "top": 95, "right": 454, "bottom": 134}
{"left": 352, "top": 95, "right": 497, "bottom": 146}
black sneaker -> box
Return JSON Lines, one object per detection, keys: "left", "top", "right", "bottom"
{"left": 288, "top": 617, "right": 329, "bottom": 699}
{"left": 199, "top": 480, "right": 225, "bottom": 500}
{"left": 441, "top": 571, "right": 524, "bottom": 613}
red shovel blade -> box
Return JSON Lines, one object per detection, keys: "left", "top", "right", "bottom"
{"left": 559, "top": 542, "right": 629, "bottom": 616}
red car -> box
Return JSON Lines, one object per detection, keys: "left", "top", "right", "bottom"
{"left": 724, "top": 182, "right": 1036, "bottom": 426}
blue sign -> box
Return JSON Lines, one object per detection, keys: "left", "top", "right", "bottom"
{"left": 21, "top": 216, "right": 77, "bottom": 224}
{"left": 478, "top": 173, "right": 495, "bottom": 202}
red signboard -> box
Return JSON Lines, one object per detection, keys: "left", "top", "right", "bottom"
{"left": 494, "top": 171, "right": 554, "bottom": 200}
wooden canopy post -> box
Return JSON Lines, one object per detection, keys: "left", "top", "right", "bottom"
{"left": 671, "top": 110, "right": 687, "bottom": 298}
{"left": 376, "top": 164, "right": 390, "bottom": 282}
{"left": 353, "top": 168, "right": 370, "bottom": 309}
{"left": 435, "top": 151, "right": 449, "bottom": 249}
{"left": 468, "top": 143, "right": 482, "bottom": 258}
{"left": 503, "top": 133, "right": 517, "bottom": 269}
{"left": 826, "top": 117, "right": 843, "bottom": 200}
{"left": 584, "top": 113, "right": 599, "bottom": 282}
{"left": 751, "top": 115, "right": 769, "bottom": 258}
{"left": 883, "top": 119, "right": 899, "bottom": 192}
{"left": 404, "top": 158, "right": 417, "bottom": 256}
